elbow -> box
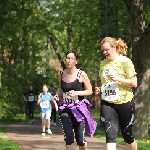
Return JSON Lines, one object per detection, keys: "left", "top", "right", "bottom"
{"left": 132, "top": 83, "right": 137, "bottom": 88}
{"left": 131, "top": 81, "right": 137, "bottom": 88}
{"left": 130, "top": 77, "right": 137, "bottom": 88}
{"left": 89, "top": 89, "right": 93, "bottom": 95}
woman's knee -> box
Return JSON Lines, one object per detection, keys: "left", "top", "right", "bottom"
{"left": 122, "top": 132, "right": 135, "bottom": 144}
{"left": 76, "top": 139, "right": 86, "bottom": 146}
{"left": 64, "top": 134, "right": 74, "bottom": 145}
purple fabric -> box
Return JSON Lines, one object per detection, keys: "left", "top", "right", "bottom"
{"left": 59, "top": 99, "right": 97, "bottom": 137}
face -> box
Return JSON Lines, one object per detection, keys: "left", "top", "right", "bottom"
{"left": 66, "top": 53, "right": 77, "bottom": 68}
{"left": 29, "top": 86, "right": 33, "bottom": 90}
{"left": 42, "top": 85, "right": 48, "bottom": 93}
{"left": 101, "top": 42, "right": 116, "bottom": 60}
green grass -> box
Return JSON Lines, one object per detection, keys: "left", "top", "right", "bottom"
{"left": 0, "top": 113, "right": 41, "bottom": 125}
{"left": 0, "top": 138, "right": 21, "bottom": 150}
{"left": 90, "top": 108, "right": 100, "bottom": 115}
{"left": 94, "top": 118, "right": 150, "bottom": 150}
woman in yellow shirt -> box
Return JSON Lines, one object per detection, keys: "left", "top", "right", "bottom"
{"left": 95, "top": 37, "right": 137, "bottom": 150}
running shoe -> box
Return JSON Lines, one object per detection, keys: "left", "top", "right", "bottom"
{"left": 29, "top": 120, "right": 32, "bottom": 124}
{"left": 47, "top": 129, "right": 52, "bottom": 134}
{"left": 50, "top": 120, "right": 53, "bottom": 125}
{"left": 41, "top": 133, "right": 46, "bottom": 137}
{"left": 53, "top": 122, "right": 56, "bottom": 126}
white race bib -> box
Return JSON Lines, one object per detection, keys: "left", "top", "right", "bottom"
{"left": 101, "top": 82, "right": 120, "bottom": 101}
{"left": 63, "top": 92, "right": 79, "bottom": 103}
{"left": 40, "top": 100, "right": 49, "bottom": 108}
{"left": 29, "top": 96, "right": 34, "bottom": 101}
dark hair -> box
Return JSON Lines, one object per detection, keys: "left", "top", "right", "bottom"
{"left": 66, "top": 50, "right": 84, "bottom": 71}
{"left": 66, "top": 50, "right": 79, "bottom": 59}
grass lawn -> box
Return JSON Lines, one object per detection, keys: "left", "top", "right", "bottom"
{"left": 90, "top": 108, "right": 150, "bottom": 150}
{"left": 0, "top": 138, "right": 21, "bottom": 150}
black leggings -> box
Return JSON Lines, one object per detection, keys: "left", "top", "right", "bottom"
{"left": 101, "top": 99, "right": 135, "bottom": 144}
{"left": 59, "top": 109, "right": 86, "bottom": 146}
{"left": 28, "top": 102, "right": 34, "bottom": 120}
{"left": 50, "top": 108, "right": 56, "bottom": 122}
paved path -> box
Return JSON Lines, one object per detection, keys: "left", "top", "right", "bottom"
{"left": 1, "top": 118, "right": 127, "bottom": 150}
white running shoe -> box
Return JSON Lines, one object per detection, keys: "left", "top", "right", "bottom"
{"left": 50, "top": 120, "right": 53, "bottom": 125}
{"left": 47, "top": 129, "right": 52, "bottom": 134}
{"left": 29, "top": 120, "right": 32, "bottom": 124}
{"left": 53, "top": 122, "right": 56, "bottom": 126}
{"left": 41, "top": 133, "right": 46, "bottom": 137}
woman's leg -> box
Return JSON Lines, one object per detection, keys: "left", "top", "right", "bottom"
{"left": 53, "top": 108, "right": 56, "bottom": 123}
{"left": 117, "top": 100, "right": 137, "bottom": 150}
{"left": 101, "top": 100, "right": 118, "bottom": 150}
{"left": 31, "top": 102, "right": 34, "bottom": 121}
{"left": 28, "top": 102, "right": 32, "bottom": 120}
{"left": 59, "top": 110, "right": 75, "bottom": 150}
{"left": 73, "top": 120, "right": 87, "bottom": 150}
{"left": 41, "top": 113, "right": 46, "bottom": 134}
{"left": 46, "top": 110, "right": 52, "bottom": 131}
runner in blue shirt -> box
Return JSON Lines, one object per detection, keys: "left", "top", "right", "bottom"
{"left": 37, "top": 84, "right": 58, "bottom": 137}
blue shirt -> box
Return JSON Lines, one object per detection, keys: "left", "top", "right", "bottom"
{"left": 38, "top": 92, "right": 54, "bottom": 113}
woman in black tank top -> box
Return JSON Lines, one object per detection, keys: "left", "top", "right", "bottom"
{"left": 56, "top": 50, "right": 97, "bottom": 150}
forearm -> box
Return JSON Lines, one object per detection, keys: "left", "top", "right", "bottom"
{"left": 77, "top": 90, "right": 93, "bottom": 96}
{"left": 53, "top": 100, "right": 58, "bottom": 111}
{"left": 56, "top": 88, "right": 63, "bottom": 97}
{"left": 37, "top": 99, "right": 41, "bottom": 104}
{"left": 118, "top": 78, "right": 137, "bottom": 88}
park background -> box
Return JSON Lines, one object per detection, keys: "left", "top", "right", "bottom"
{"left": 0, "top": 0, "right": 150, "bottom": 142}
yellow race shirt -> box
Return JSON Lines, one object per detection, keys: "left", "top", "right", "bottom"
{"left": 99, "top": 55, "right": 137, "bottom": 104}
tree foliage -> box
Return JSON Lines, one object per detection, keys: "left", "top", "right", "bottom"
{"left": 0, "top": 0, "right": 150, "bottom": 140}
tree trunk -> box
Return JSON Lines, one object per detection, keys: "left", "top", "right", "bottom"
{"left": 132, "top": 25, "right": 150, "bottom": 139}
{"left": 124, "top": 0, "right": 149, "bottom": 139}
{"left": 67, "top": 20, "right": 73, "bottom": 50}
{"left": 48, "top": 33, "right": 66, "bottom": 69}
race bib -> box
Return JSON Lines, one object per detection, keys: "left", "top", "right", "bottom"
{"left": 40, "top": 100, "right": 49, "bottom": 108}
{"left": 63, "top": 92, "right": 79, "bottom": 104}
{"left": 29, "top": 96, "right": 34, "bottom": 101}
{"left": 101, "top": 82, "right": 120, "bottom": 101}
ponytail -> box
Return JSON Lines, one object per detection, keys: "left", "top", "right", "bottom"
{"left": 75, "top": 64, "right": 84, "bottom": 71}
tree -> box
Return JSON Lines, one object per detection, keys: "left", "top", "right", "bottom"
{"left": 123, "top": 0, "right": 150, "bottom": 139}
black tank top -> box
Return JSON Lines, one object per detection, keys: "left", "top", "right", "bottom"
{"left": 60, "top": 70, "right": 84, "bottom": 101}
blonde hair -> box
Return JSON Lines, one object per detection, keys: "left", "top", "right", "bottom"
{"left": 101, "top": 37, "right": 128, "bottom": 55}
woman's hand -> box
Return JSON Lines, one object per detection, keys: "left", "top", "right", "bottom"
{"left": 67, "top": 90, "right": 78, "bottom": 97}
{"left": 37, "top": 99, "right": 41, "bottom": 104}
{"left": 95, "top": 87, "right": 101, "bottom": 95}
{"left": 109, "top": 71, "right": 122, "bottom": 82}
{"left": 54, "top": 95, "right": 59, "bottom": 101}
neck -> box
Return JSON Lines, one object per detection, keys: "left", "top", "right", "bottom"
{"left": 110, "top": 53, "right": 120, "bottom": 61}
{"left": 66, "top": 67, "right": 77, "bottom": 74}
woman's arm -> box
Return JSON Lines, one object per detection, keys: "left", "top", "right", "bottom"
{"left": 56, "top": 71, "right": 63, "bottom": 99}
{"left": 53, "top": 100, "right": 58, "bottom": 112}
{"left": 109, "top": 74, "right": 137, "bottom": 88}
{"left": 37, "top": 93, "right": 42, "bottom": 104}
{"left": 117, "top": 75, "right": 137, "bottom": 87}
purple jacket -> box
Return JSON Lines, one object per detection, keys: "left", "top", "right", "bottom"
{"left": 59, "top": 99, "right": 97, "bottom": 137}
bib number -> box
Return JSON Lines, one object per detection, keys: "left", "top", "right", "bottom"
{"left": 29, "top": 96, "right": 34, "bottom": 101}
{"left": 63, "top": 93, "right": 79, "bottom": 103}
{"left": 101, "top": 82, "right": 120, "bottom": 101}
{"left": 40, "top": 100, "right": 49, "bottom": 108}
